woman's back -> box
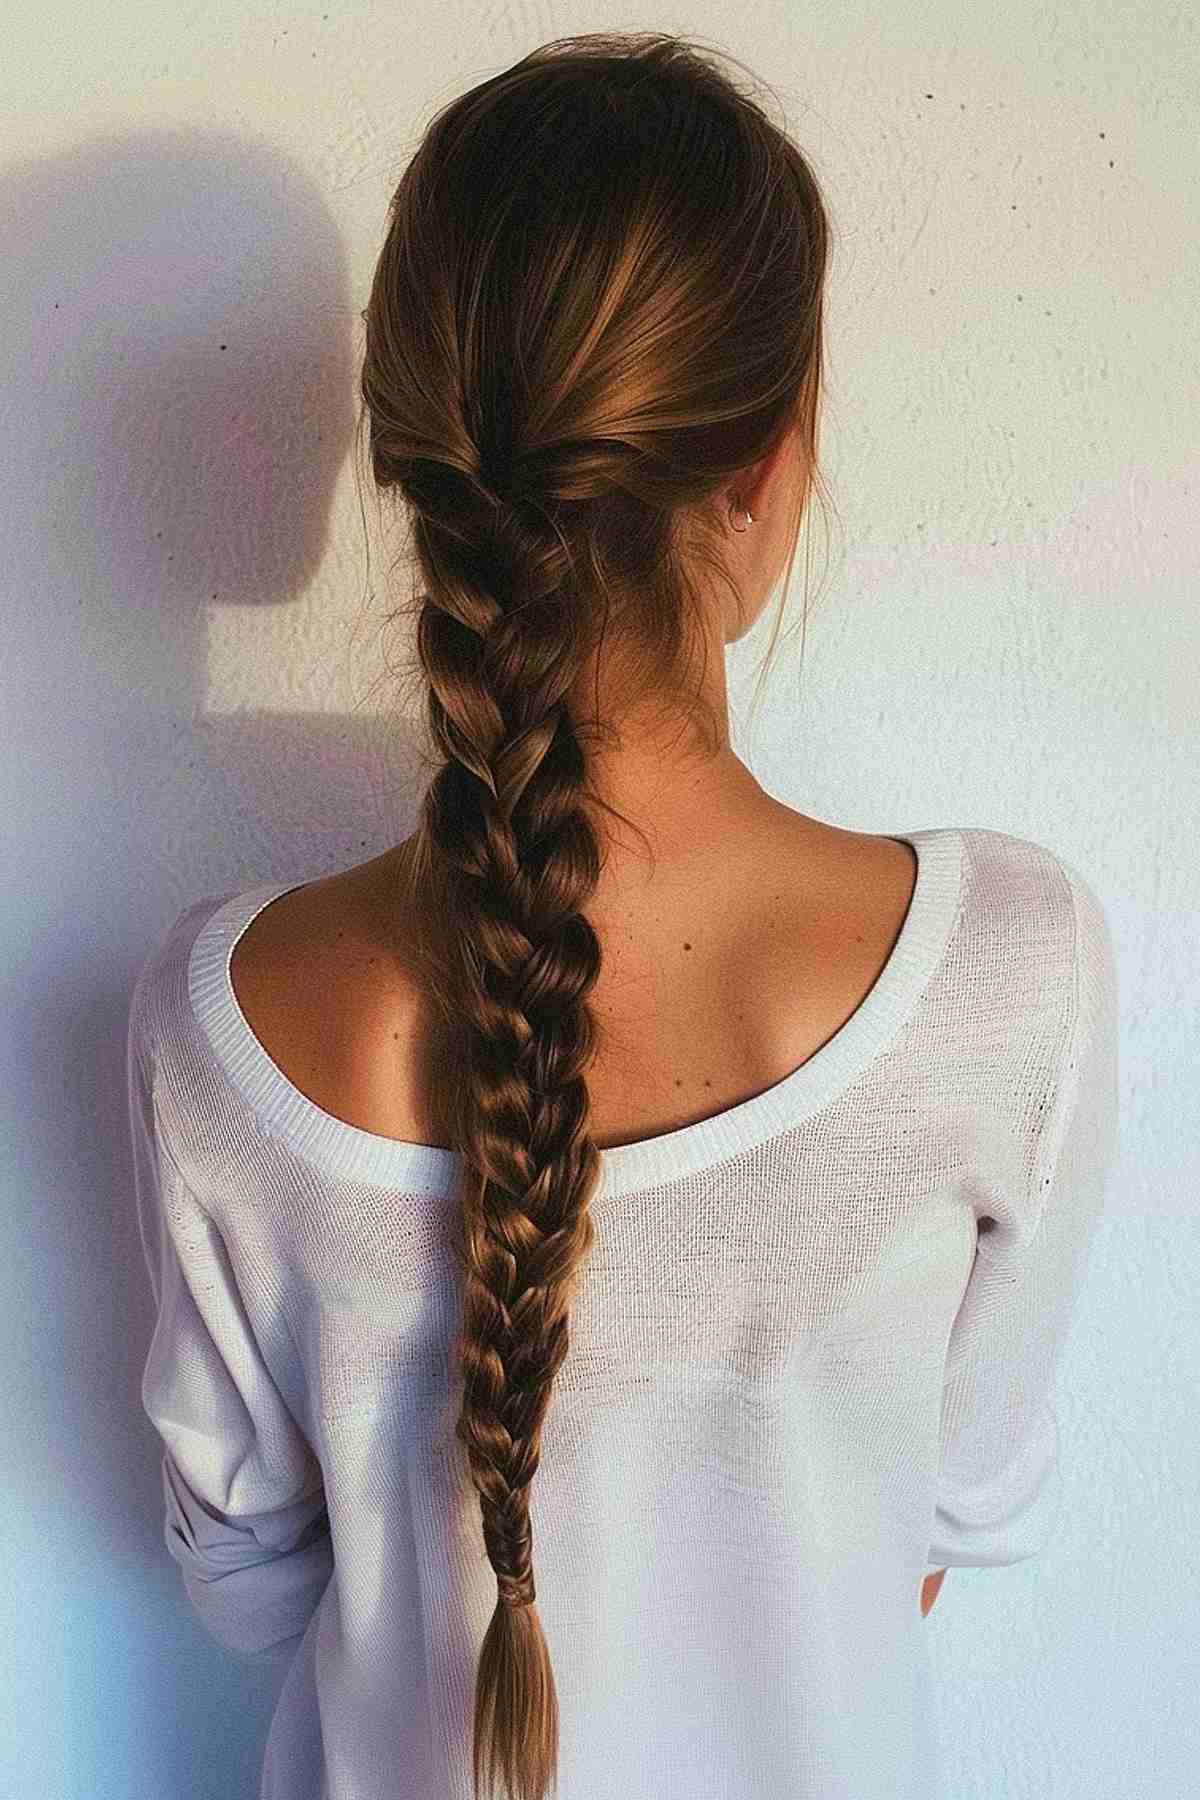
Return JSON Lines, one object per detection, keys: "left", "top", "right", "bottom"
{"left": 129, "top": 819, "right": 1116, "bottom": 1799}
{"left": 227, "top": 806, "right": 919, "bottom": 1161}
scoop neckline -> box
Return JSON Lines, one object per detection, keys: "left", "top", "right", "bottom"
{"left": 186, "top": 827, "right": 963, "bottom": 1202}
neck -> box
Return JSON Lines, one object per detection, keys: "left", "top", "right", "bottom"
{"left": 583, "top": 750, "right": 776, "bottom": 894}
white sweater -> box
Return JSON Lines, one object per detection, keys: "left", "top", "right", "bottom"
{"left": 127, "top": 824, "right": 1118, "bottom": 1800}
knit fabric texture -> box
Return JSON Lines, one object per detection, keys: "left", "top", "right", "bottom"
{"left": 127, "top": 823, "right": 1119, "bottom": 1800}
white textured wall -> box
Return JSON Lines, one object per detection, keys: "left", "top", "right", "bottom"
{"left": 2, "top": 4, "right": 1195, "bottom": 1797}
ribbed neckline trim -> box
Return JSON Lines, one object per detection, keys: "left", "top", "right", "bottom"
{"left": 187, "top": 827, "right": 963, "bottom": 1202}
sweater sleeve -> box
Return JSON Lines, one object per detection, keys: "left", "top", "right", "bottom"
{"left": 924, "top": 857, "right": 1118, "bottom": 1575}
{"left": 128, "top": 995, "right": 334, "bottom": 1657}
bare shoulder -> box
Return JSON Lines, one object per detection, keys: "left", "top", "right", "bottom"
{"left": 787, "top": 817, "right": 919, "bottom": 989}
{"left": 770, "top": 807, "right": 918, "bottom": 918}
{"left": 229, "top": 853, "right": 407, "bottom": 1006}
{"left": 228, "top": 849, "right": 433, "bottom": 1142}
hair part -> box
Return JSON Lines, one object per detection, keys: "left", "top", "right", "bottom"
{"left": 355, "top": 30, "right": 834, "bottom": 1800}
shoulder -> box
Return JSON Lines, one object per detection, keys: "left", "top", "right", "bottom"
{"left": 232, "top": 846, "right": 414, "bottom": 982}
{"left": 944, "top": 826, "right": 1109, "bottom": 1078}
{"left": 778, "top": 813, "right": 918, "bottom": 937}
{"left": 228, "top": 848, "right": 437, "bottom": 1142}
{"left": 955, "top": 825, "right": 1098, "bottom": 968}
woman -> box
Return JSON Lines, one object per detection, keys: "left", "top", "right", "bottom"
{"left": 129, "top": 31, "right": 1118, "bottom": 1800}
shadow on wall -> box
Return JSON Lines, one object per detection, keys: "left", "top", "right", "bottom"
{"left": 1, "top": 129, "right": 423, "bottom": 1800}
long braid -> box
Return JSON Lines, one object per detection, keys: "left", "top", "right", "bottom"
{"left": 402, "top": 469, "right": 607, "bottom": 1800}
{"left": 358, "top": 29, "right": 833, "bottom": 1800}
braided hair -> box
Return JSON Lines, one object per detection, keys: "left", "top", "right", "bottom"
{"left": 356, "top": 30, "right": 832, "bottom": 1800}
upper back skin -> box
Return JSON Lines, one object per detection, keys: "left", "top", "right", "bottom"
{"left": 227, "top": 806, "right": 919, "bottom": 1156}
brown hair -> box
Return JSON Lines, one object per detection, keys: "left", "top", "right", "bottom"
{"left": 355, "top": 30, "right": 833, "bottom": 1800}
